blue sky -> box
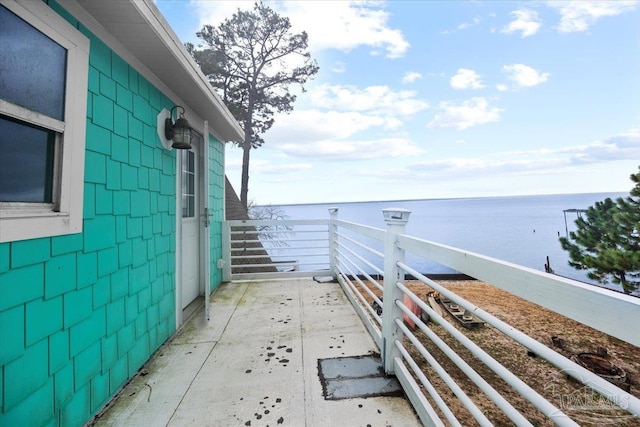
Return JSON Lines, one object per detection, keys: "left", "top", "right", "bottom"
{"left": 155, "top": 1, "right": 640, "bottom": 205}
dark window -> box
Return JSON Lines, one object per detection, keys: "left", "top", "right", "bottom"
{"left": 0, "top": 0, "right": 89, "bottom": 242}
{"left": 0, "top": 115, "right": 56, "bottom": 202}
{"left": 0, "top": 5, "right": 67, "bottom": 121}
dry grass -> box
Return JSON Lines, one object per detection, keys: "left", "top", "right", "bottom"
{"left": 356, "top": 279, "right": 640, "bottom": 426}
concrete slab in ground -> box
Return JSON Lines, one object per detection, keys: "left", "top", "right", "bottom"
{"left": 92, "top": 279, "right": 421, "bottom": 427}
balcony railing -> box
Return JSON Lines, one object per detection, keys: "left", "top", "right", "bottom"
{"left": 222, "top": 208, "right": 640, "bottom": 426}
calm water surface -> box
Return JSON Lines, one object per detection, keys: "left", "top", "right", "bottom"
{"left": 274, "top": 192, "right": 630, "bottom": 293}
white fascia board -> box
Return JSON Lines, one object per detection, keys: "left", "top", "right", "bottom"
{"left": 130, "top": 1, "right": 244, "bottom": 141}
{"left": 57, "top": 0, "right": 244, "bottom": 143}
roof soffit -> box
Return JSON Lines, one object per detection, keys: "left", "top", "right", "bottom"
{"left": 60, "top": 0, "right": 243, "bottom": 142}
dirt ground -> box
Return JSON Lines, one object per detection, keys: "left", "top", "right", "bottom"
{"left": 359, "top": 279, "right": 640, "bottom": 426}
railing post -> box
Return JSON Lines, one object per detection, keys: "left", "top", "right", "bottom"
{"left": 328, "top": 207, "right": 339, "bottom": 279}
{"left": 221, "top": 220, "right": 231, "bottom": 282}
{"left": 381, "top": 208, "right": 411, "bottom": 374}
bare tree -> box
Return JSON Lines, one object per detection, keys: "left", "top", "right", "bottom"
{"left": 188, "top": 2, "right": 319, "bottom": 208}
{"left": 248, "top": 201, "right": 292, "bottom": 248}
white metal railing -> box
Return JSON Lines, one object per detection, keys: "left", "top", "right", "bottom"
{"left": 222, "top": 219, "right": 333, "bottom": 281}
{"left": 222, "top": 209, "right": 640, "bottom": 426}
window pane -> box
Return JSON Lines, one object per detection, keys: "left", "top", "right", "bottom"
{"left": 188, "top": 149, "right": 195, "bottom": 171}
{"left": 0, "top": 116, "right": 56, "bottom": 202}
{"left": 181, "top": 150, "right": 195, "bottom": 218}
{"left": 182, "top": 195, "right": 194, "bottom": 218}
{"left": 0, "top": 5, "right": 67, "bottom": 120}
{"left": 187, "top": 171, "right": 194, "bottom": 195}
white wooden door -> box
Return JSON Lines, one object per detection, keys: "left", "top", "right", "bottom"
{"left": 180, "top": 142, "right": 200, "bottom": 309}
{"left": 203, "top": 122, "right": 211, "bottom": 321}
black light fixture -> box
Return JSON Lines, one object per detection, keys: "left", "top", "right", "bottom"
{"left": 165, "top": 105, "right": 192, "bottom": 149}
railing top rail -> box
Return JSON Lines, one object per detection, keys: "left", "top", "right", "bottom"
{"left": 226, "top": 219, "right": 329, "bottom": 227}
{"left": 396, "top": 265, "right": 640, "bottom": 417}
{"left": 223, "top": 211, "right": 640, "bottom": 425}
{"left": 333, "top": 219, "right": 386, "bottom": 241}
{"left": 230, "top": 229, "right": 328, "bottom": 236}
{"left": 396, "top": 233, "right": 640, "bottom": 347}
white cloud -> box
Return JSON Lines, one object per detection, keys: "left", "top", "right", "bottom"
{"left": 277, "top": 137, "right": 423, "bottom": 161}
{"left": 363, "top": 129, "right": 640, "bottom": 180}
{"left": 563, "top": 129, "right": 640, "bottom": 164}
{"left": 458, "top": 17, "right": 482, "bottom": 30}
{"left": 287, "top": 1, "right": 411, "bottom": 58}
{"left": 501, "top": 9, "right": 542, "bottom": 37}
{"left": 496, "top": 84, "right": 509, "bottom": 92}
{"left": 308, "top": 84, "right": 429, "bottom": 116}
{"left": 258, "top": 106, "right": 425, "bottom": 161}
{"left": 265, "top": 109, "right": 401, "bottom": 145}
{"left": 191, "top": 1, "right": 410, "bottom": 58}
{"left": 224, "top": 157, "right": 312, "bottom": 176}
{"left": 441, "top": 16, "right": 482, "bottom": 34}
{"left": 331, "top": 62, "right": 346, "bottom": 73}
{"left": 503, "top": 64, "right": 550, "bottom": 87}
{"left": 428, "top": 97, "right": 502, "bottom": 130}
{"left": 546, "top": 1, "right": 639, "bottom": 33}
{"left": 254, "top": 162, "right": 313, "bottom": 174}
{"left": 450, "top": 68, "right": 485, "bottom": 90}
{"left": 402, "top": 72, "right": 423, "bottom": 84}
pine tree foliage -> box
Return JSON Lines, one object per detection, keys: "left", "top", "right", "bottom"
{"left": 559, "top": 166, "right": 640, "bottom": 293}
{"left": 187, "top": 2, "right": 319, "bottom": 208}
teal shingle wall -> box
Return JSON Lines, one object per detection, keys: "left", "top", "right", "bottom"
{"left": 0, "top": 1, "right": 201, "bottom": 425}
{"left": 208, "top": 134, "right": 225, "bottom": 289}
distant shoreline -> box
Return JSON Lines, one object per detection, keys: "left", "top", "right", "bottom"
{"left": 261, "top": 191, "right": 628, "bottom": 208}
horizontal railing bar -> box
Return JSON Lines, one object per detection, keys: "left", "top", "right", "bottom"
{"left": 230, "top": 229, "right": 328, "bottom": 236}
{"left": 337, "top": 253, "right": 383, "bottom": 318}
{"left": 396, "top": 299, "right": 538, "bottom": 427}
{"left": 225, "top": 214, "right": 640, "bottom": 425}
{"left": 231, "top": 245, "right": 329, "bottom": 252}
{"left": 231, "top": 237, "right": 328, "bottom": 244}
{"left": 337, "top": 263, "right": 381, "bottom": 322}
{"left": 396, "top": 265, "right": 640, "bottom": 417}
{"left": 394, "top": 342, "right": 462, "bottom": 427}
{"left": 392, "top": 304, "right": 495, "bottom": 426}
{"left": 335, "top": 240, "right": 384, "bottom": 277}
{"left": 231, "top": 253, "right": 328, "bottom": 260}
{"left": 261, "top": 246, "right": 330, "bottom": 251}
{"left": 392, "top": 354, "right": 447, "bottom": 427}
{"left": 336, "top": 248, "right": 383, "bottom": 293}
{"left": 336, "top": 277, "right": 382, "bottom": 348}
{"left": 231, "top": 270, "right": 331, "bottom": 281}
{"left": 333, "top": 219, "right": 385, "bottom": 241}
{"left": 227, "top": 219, "right": 329, "bottom": 227}
{"left": 229, "top": 247, "right": 270, "bottom": 252}
{"left": 336, "top": 266, "right": 382, "bottom": 340}
{"left": 335, "top": 231, "right": 385, "bottom": 259}
{"left": 396, "top": 234, "right": 640, "bottom": 347}
{"left": 232, "top": 261, "right": 329, "bottom": 269}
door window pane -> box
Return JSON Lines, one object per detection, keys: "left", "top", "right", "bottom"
{"left": 0, "top": 115, "right": 56, "bottom": 202}
{"left": 0, "top": 5, "right": 67, "bottom": 120}
{"left": 181, "top": 150, "right": 195, "bottom": 218}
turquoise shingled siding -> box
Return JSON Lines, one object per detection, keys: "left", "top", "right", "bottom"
{"left": 208, "top": 134, "right": 225, "bottom": 289}
{"left": 0, "top": 1, "right": 225, "bottom": 425}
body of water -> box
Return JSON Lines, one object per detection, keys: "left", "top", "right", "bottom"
{"left": 273, "top": 192, "right": 630, "bottom": 293}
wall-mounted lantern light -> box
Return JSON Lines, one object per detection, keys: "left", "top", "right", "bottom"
{"left": 164, "top": 105, "right": 192, "bottom": 149}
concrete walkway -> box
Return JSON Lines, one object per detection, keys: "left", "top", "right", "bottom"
{"left": 93, "top": 279, "right": 421, "bottom": 426}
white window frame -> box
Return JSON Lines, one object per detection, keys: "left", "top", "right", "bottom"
{"left": 0, "top": 0, "right": 89, "bottom": 243}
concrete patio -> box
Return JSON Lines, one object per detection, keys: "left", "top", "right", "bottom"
{"left": 91, "top": 279, "right": 421, "bottom": 426}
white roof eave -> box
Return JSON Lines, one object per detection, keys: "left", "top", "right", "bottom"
{"left": 61, "top": 0, "right": 244, "bottom": 142}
